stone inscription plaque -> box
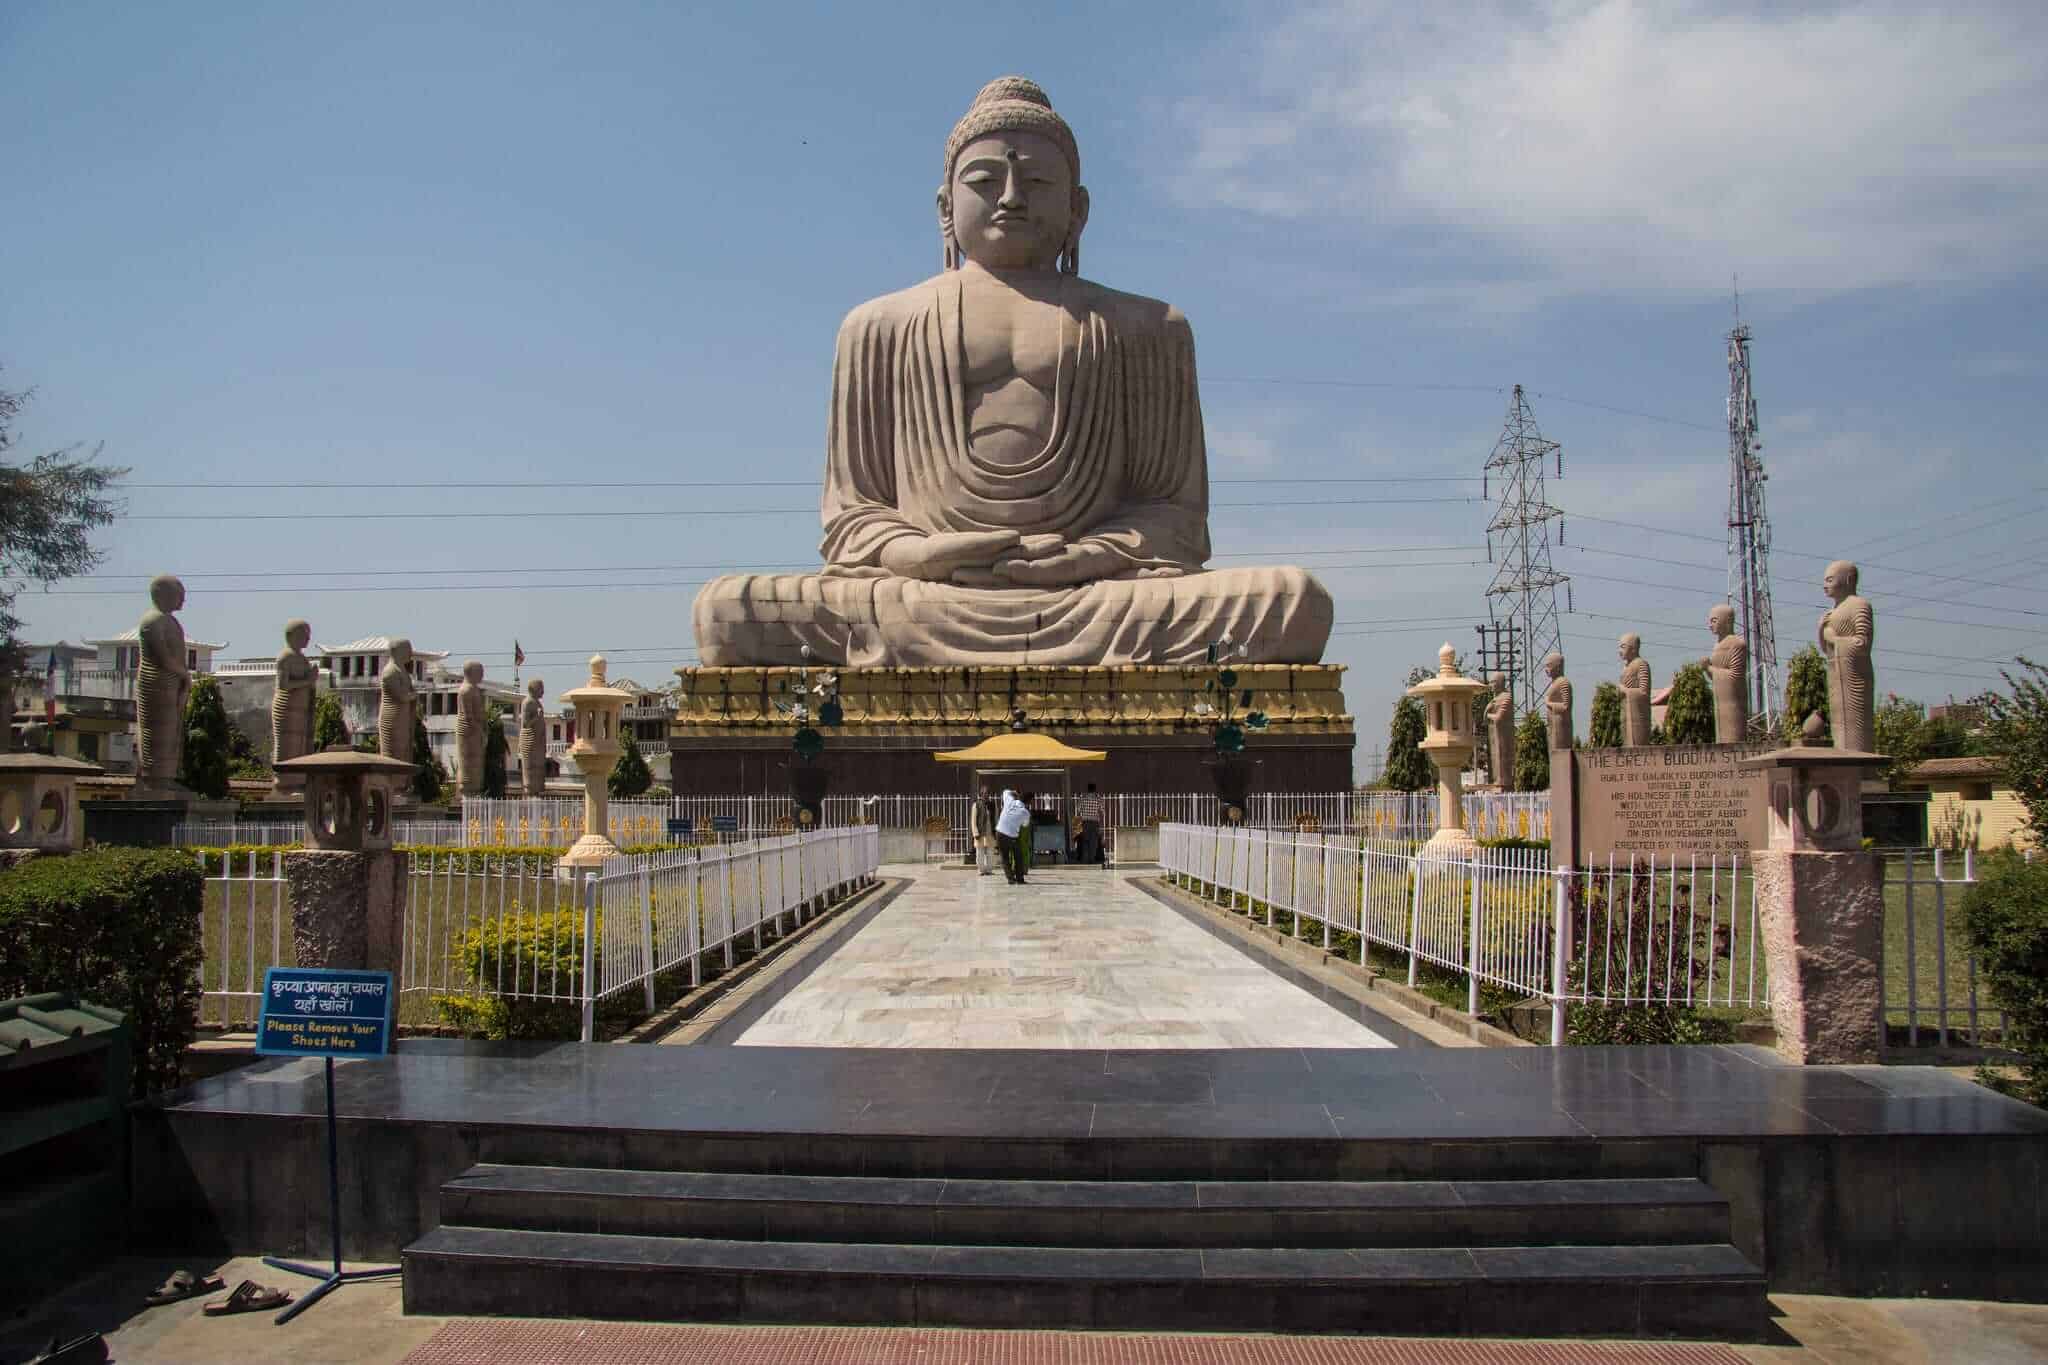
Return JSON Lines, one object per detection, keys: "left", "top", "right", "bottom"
{"left": 1574, "top": 743, "right": 1771, "bottom": 863}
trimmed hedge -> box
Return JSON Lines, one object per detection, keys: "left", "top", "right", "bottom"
{"left": 0, "top": 848, "right": 205, "bottom": 1096}
{"left": 1960, "top": 849, "right": 2048, "bottom": 1105}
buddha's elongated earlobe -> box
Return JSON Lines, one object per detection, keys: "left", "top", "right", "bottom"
{"left": 936, "top": 187, "right": 958, "bottom": 271}
{"left": 1060, "top": 184, "right": 1090, "bottom": 276}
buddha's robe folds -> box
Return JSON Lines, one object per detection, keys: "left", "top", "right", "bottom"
{"left": 692, "top": 274, "right": 1333, "bottom": 667}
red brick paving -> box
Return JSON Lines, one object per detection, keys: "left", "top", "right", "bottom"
{"left": 401, "top": 1322, "right": 1748, "bottom": 1364}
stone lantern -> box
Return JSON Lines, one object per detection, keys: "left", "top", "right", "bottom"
{"left": 276, "top": 749, "right": 415, "bottom": 852}
{"left": 274, "top": 748, "right": 415, "bottom": 973}
{"left": 1738, "top": 722, "right": 1889, "bottom": 1064}
{"left": 0, "top": 753, "right": 103, "bottom": 856}
{"left": 1406, "top": 643, "right": 1491, "bottom": 858}
{"left": 560, "top": 654, "right": 627, "bottom": 873}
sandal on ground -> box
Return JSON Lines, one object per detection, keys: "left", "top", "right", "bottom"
{"left": 202, "top": 1279, "right": 292, "bottom": 1315}
{"left": 145, "top": 1268, "right": 225, "bottom": 1307}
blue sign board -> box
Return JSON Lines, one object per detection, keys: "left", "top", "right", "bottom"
{"left": 710, "top": 815, "right": 739, "bottom": 834}
{"left": 667, "top": 817, "right": 693, "bottom": 836}
{"left": 257, "top": 968, "right": 394, "bottom": 1059}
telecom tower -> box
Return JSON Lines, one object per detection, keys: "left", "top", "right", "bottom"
{"left": 1725, "top": 304, "right": 1779, "bottom": 731}
{"left": 1482, "top": 385, "right": 1570, "bottom": 713}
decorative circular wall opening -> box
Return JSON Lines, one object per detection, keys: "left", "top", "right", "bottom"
{"left": 318, "top": 788, "right": 340, "bottom": 839}
{"left": 34, "top": 789, "right": 65, "bottom": 837}
{"left": 366, "top": 787, "right": 389, "bottom": 838}
{"left": 0, "top": 791, "right": 22, "bottom": 837}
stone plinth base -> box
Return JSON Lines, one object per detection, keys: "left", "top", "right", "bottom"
{"left": 1419, "top": 827, "right": 1479, "bottom": 860}
{"left": 669, "top": 664, "right": 1353, "bottom": 796}
{"left": 559, "top": 833, "right": 620, "bottom": 874}
{"left": 283, "top": 849, "right": 405, "bottom": 973}
{"left": 1753, "top": 849, "right": 1884, "bottom": 1064}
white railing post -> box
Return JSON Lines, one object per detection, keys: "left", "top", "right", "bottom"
{"left": 579, "top": 873, "right": 597, "bottom": 1043}
{"left": 1467, "top": 854, "right": 1481, "bottom": 1019}
{"left": 638, "top": 861, "right": 656, "bottom": 1015}
{"left": 1322, "top": 839, "right": 1333, "bottom": 951}
{"left": 1406, "top": 856, "right": 1423, "bottom": 989}
{"left": 1550, "top": 869, "right": 1569, "bottom": 1046}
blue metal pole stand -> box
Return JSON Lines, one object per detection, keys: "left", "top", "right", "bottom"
{"left": 261, "top": 1055, "right": 401, "bottom": 1324}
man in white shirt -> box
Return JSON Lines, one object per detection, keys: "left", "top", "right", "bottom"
{"left": 994, "top": 789, "right": 1031, "bottom": 884}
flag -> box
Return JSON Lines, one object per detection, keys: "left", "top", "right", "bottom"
{"left": 44, "top": 650, "right": 57, "bottom": 723}
{"left": 513, "top": 641, "right": 525, "bottom": 669}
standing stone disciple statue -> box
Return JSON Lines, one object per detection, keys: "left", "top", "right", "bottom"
{"left": 1542, "top": 653, "right": 1573, "bottom": 752}
{"left": 1818, "top": 560, "right": 1875, "bottom": 753}
{"left": 136, "top": 574, "right": 192, "bottom": 790}
{"left": 1707, "top": 604, "right": 1749, "bottom": 744}
{"left": 455, "top": 660, "right": 486, "bottom": 795}
{"left": 519, "top": 678, "right": 548, "bottom": 797}
{"left": 1618, "top": 634, "right": 1653, "bottom": 746}
{"left": 692, "top": 77, "right": 1332, "bottom": 668}
{"left": 271, "top": 619, "right": 318, "bottom": 784}
{"left": 378, "top": 639, "right": 417, "bottom": 765}
{"left": 1485, "top": 673, "right": 1515, "bottom": 787}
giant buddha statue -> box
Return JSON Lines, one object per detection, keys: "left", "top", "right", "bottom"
{"left": 692, "top": 77, "right": 1333, "bottom": 667}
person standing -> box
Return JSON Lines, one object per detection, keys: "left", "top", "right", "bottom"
{"left": 969, "top": 787, "right": 997, "bottom": 876}
{"left": 1076, "top": 782, "right": 1105, "bottom": 865}
{"left": 995, "top": 788, "right": 1031, "bottom": 884}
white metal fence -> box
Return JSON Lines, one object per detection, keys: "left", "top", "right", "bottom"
{"left": 192, "top": 829, "right": 881, "bottom": 1040}
{"left": 397, "top": 826, "right": 881, "bottom": 1040}
{"left": 1161, "top": 825, "right": 1999, "bottom": 1051}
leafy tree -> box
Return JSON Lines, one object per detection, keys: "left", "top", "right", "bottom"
{"left": 225, "top": 714, "right": 267, "bottom": 782}
{"left": 312, "top": 691, "right": 349, "bottom": 750}
{"left": 1782, "top": 645, "right": 1829, "bottom": 742}
{"left": 1921, "top": 710, "right": 1983, "bottom": 761}
{"left": 609, "top": 727, "right": 652, "bottom": 798}
{"left": 1588, "top": 682, "right": 1624, "bottom": 748}
{"left": 1873, "top": 693, "right": 1932, "bottom": 790}
{"left": 1512, "top": 710, "right": 1549, "bottom": 790}
{"left": 0, "top": 373, "right": 125, "bottom": 704}
{"left": 411, "top": 714, "right": 444, "bottom": 803}
{"left": 1663, "top": 663, "right": 1715, "bottom": 746}
{"left": 1981, "top": 657, "right": 2048, "bottom": 838}
{"left": 1383, "top": 694, "right": 1431, "bottom": 792}
{"left": 481, "top": 701, "right": 509, "bottom": 799}
{"left": 178, "top": 676, "right": 231, "bottom": 799}
{"left": 1960, "top": 850, "right": 2048, "bottom": 1105}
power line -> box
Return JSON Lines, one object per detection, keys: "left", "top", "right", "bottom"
{"left": 118, "top": 475, "right": 1483, "bottom": 490}
{"left": 122, "top": 496, "right": 1482, "bottom": 522}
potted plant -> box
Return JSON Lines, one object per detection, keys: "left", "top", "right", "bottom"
{"left": 1193, "top": 635, "right": 1268, "bottom": 818}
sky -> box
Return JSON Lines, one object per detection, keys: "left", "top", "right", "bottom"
{"left": 4, "top": 1, "right": 2045, "bottom": 777}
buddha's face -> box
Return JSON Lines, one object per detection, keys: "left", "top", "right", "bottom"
{"left": 946, "top": 130, "right": 1082, "bottom": 272}
{"left": 1823, "top": 562, "right": 1855, "bottom": 603}
{"left": 286, "top": 622, "right": 311, "bottom": 651}
{"left": 1709, "top": 607, "right": 1732, "bottom": 639}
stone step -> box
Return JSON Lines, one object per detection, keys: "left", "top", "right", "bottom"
{"left": 439, "top": 1165, "right": 1732, "bottom": 1249}
{"left": 402, "top": 1224, "right": 1767, "bottom": 1338}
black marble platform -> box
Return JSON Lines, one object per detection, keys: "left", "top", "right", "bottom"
{"left": 131, "top": 1040, "right": 2048, "bottom": 1301}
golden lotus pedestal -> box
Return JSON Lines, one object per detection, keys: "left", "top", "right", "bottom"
{"left": 666, "top": 664, "right": 1354, "bottom": 797}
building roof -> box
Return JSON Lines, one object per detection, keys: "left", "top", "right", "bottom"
{"left": 84, "top": 627, "right": 228, "bottom": 649}
{"left": 1907, "top": 755, "right": 2005, "bottom": 781}
{"left": 316, "top": 636, "right": 450, "bottom": 660}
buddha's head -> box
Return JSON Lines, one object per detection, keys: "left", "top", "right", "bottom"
{"left": 285, "top": 618, "right": 311, "bottom": 651}
{"left": 1708, "top": 604, "right": 1734, "bottom": 640}
{"left": 1543, "top": 652, "right": 1564, "bottom": 680}
{"left": 938, "top": 77, "right": 1089, "bottom": 275}
{"left": 528, "top": 677, "right": 545, "bottom": 701}
{"left": 463, "top": 659, "right": 484, "bottom": 685}
{"left": 1618, "top": 633, "right": 1640, "bottom": 664}
{"left": 149, "top": 573, "right": 185, "bottom": 613}
{"left": 389, "top": 638, "right": 413, "bottom": 669}
{"left": 1823, "top": 560, "right": 1858, "bottom": 603}
{"left": 1489, "top": 672, "right": 1508, "bottom": 694}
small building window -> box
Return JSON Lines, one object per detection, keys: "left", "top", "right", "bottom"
{"left": 1960, "top": 782, "right": 1994, "bottom": 802}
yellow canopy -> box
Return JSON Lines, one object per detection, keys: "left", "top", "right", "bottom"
{"left": 934, "top": 732, "right": 1107, "bottom": 764}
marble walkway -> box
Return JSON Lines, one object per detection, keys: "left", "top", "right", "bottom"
{"left": 731, "top": 865, "right": 1396, "bottom": 1049}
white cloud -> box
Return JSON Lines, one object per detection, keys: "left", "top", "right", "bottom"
{"left": 1175, "top": 1, "right": 2048, "bottom": 293}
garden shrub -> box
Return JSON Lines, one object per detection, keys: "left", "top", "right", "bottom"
{"left": 435, "top": 904, "right": 595, "bottom": 1040}
{"left": 0, "top": 848, "right": 205, "bottom": 1094}
{"left": 1561, "top": 860, "right": 1734, "bottom": 1045}
{"left": 1959, "top": 849, "right": 2048, "bottom": 1105}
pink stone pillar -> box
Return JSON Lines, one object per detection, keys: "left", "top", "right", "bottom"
{"left": 1741, "top": 744, "right": 1889, "bottom": 1064}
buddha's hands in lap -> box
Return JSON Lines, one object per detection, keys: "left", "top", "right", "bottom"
{"left": 990, "top": 541, "right": 1127, "bottom": 588}
{"left": 881, "top": 530, "right": 1023, "bottom": 583}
